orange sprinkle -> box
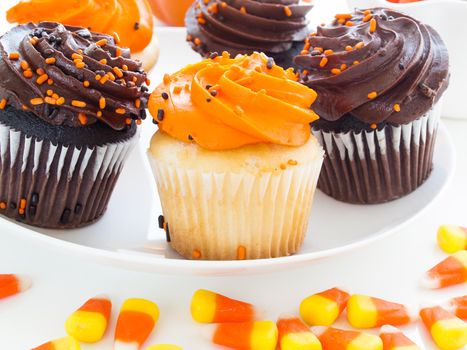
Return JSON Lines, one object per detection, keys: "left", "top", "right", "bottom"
{"left": 335, "top": 13, "right": 352, "bottom": 20}
{"left": 353, "top": 60, "right": 360, "bottom": 65}
{"left": 363, "top": 10, "right": 372, "bottom": 15}
{"left": 370, "top": 123, "right": 377, "bottom": 129}
{"left": 192, "top": 250, "right": 202, "bottom": 260}
{"left": 208, "top": 3, "right": 218, "bottom": 13}
{"left": 112, "top": 31, "right": 121, "bottom": 44}
{"left": 135, "top": 99, "right": 141, "bottom": 108}
{"left": 9, "top": 52, "right": 20, "bottom": 60}
{"left": 300, "top": 50, "right": 309, "bottom": 55}
{"left": 314, "top": 47, "right": 324, "bottom": 53}
{"left": 363, "top": 14, "right": 373, "bottom": 22}
{"left": 71, "top": 53, "right": 83, "bottom": 60}
{"left": 83, "top": 80, "right": 90, "bottom": 87}
{"left": 29, "top": 37, "right": 37, "bottom": 45}
{"left": 122, "top": 64, "right": 129, "bottom": 71}
{"left": 77, "top": 49, "right": 83, "bottom": 54}
{"left": 45, "top": 57, "right": 56, "bottom": 64}
{"left": 44, "top": 96, "right": 56, "bottom": 105}
{"left": 75, "top": 62, "right": 85, "bottom": 69}
{"left": 393, "top": 104, "right": 401, "bottom": 112}
{"left": 107, "top": 72, "right": 116, "bottom": 81}
{"left": 52, "top": 93, "right": 59, "bottom": 99}
{"left": 288, "top": 159, "right": 298, "bottom": 166}
{"left": 95, "top": 74, "right": 102, "bottom": 81}
{"left": 240, "top": 6, "right": 247, "bottom": 14}
{"left": 194, "top": 38, "right": 202, "bottom": 46}
{"left": 96, "top": 111, "right": 103, "bottom": 117}
{"left": 116, "top": 47, "right": 122, "bottom": 57}
{"left": 100, "top": 75, "right": 109, "bottom": 84}
{"left": 280, "top": 163, "right": 287, "bottom": 170}
{"left": 56, "top": 97, "right": 65, "bottom": 105}
{"left": 20, "top": 198, "right": 26, "bottom": 209}
{"left": 163, "top": 73, "right": 171, "bottom": 85}
{"left": 345, "top": 45, "right": 353, "bottom": 52}
{"left": 71, "top": 100, "right": 86, "bottom": 108}
{"left": 18, "top": 208, "right": 25, "bottom": 215}
{"left": 341, "top": 64, "right": 348, "bottom": 70}
{"left": 47, "top": 79, "right": 53, "bottom": 85}
{"left": 113, "top": 66, "right": 124, "bottom": 78}
{"left": 46, "top": 89, "right": 53, "bottom": 96}
{"left": 346, "top": 21, "right": 354, "bottom": 27}
{"left": 99, "top": 97, "right": 106, "bottom": 109}
{"left": 136, "top": 119, "right": 142, "bottom": 125}
{"left": 331, "top": 68, "right": 342, "bottom": 75}
{"left": 22, "top": 105, "right": 29, "bottom": 110}
{"left": 338, "top": 18, "right": 346, "bottom": 25}
{"left": 319, "top": 57, "right": 329, "bottom": 68}
{"left": 78, "top": 113, "right": 88, "bottom": 125}
{"left": 173, "top": 86, "right": 182, "bottom": 94}
{"left": 198, "top": 17, "right": 206, "bottom": 25}
{"left": 30, "top": 98, "right": 44, "bottom": 105}
{"left": 99, "top": 59, "right": 108, "bottom": 65}
{"left": 95, "top": 39, "right": 108, "bottom": 47}
{"left": 368, "top": 91, "right": 378, "bottom": 99}
{"left": 23, "top": 70, "right": 33, "bottom": 78}
{"left": 324, "top": 49, "right": 334, "bottom": 55}
{"left": 221, "top": 2, "right": 227, "bottom": 8}
{"left": 20, "top": 61, "right": 29, "bottom": 71}
{"left": 284, "top": 6, "right": 292, "bottom": 17}
{"left": 355, "top": 42, "right": 365, "bottom": 49}
{"left": 125, "top": 118, "right": 132, "bottom": 125}
{"left": 36, "top": 74, "right": 49, "bottom": 85}
{"left": 0, "top": 202, "right": 6, "bottom": 210}
{"left": 370, "top": 18, "right": 377, "bottom": 33}
{"left": 237, "top": 246, "right": 247, "bottom": 260}
{"left": 115, "top": 108, "right": 126, "bottom": 114}
{"left": 0, "top": 99, "right": 7, "bottom": 110}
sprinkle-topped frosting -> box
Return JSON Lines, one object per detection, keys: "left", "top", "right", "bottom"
{"left": 6, "top": 0, "right": 153, "bottom": 53}
{"left": 294, "top": 8, "right": 450, "bottom": 125}
{"left": 185, "top": 0, "right": 313, "bottom": 66}
{"left": 148, "top": 52, "right": 319, "bottom": 150}
{"left": 0, "top": 22, "right": 148, "bottom": 130}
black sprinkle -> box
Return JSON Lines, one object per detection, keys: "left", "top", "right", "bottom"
{"left": 48, "top": 35, "right": 56, "bottom": 43}
{"left": 158, "top": 215, "right": 165, "bottom": 229}
{"left": 209, "top": 52, "right": 219, "bottom": 59}
{"left": 165, "top": 223, "right": 171, "bottom": 242}
{"left": 266, "top": 57, "right": 275, "bottom": 69}
{"left": 205, "top": 84, "right": 212, "bottom": 90}
{"left": 399, "top": 63, "right": 404, "bottom": 70}
{"left": 380, "top": 14, "right": 388, "bottom": 21}
{"left": 161, "top": 92, "right": 169, "bottom": 100}
{"left": 134, "top": 22, "right": 140, "bottom": 30}
{"left": 9, "top": 202, "right": 16, "bottom": 210}
{"left": 310, "top": 50, "right": 322, "bottom": 56}
{"left": 60, "top": 208, "right": 71, "bottom": 224}
{"left": 141, "top": 86, "right": 149, "bottom": 93}
{"left": 31, "top": 192, "right": 39, "bottom": 205}
{"left": 96, "top": 70, "right": 106, "bottom": 76}
{"left": 206, "top": 98, "right": 212, "bottom": 103}
{"left": 152, "top": 119, "right": 159, "bottom": 125}
{"left": 188, "top": 134, "right": 194, "bottom": 141}
{"left": 75, "top": 203, "right": 82, "bottom": 214}
{"left": 29, "top": 205, "right": 36, "bottom": 217}
{"left": 210, "top": 90, "right": 217, "bottom": 97}
{"left": 141, "top": 109, "right": 147, "bottom": 120}
{"left": 54, "top": 37, "right": 62, "bottom": 46}
{"left": 157, "top": 109, "right": 165, "bottom": 121}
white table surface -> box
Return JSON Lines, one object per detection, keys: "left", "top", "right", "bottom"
{"left": 1, "top": 0, "right": 466, "bottom": 349}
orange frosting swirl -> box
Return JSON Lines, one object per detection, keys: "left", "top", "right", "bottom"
{"left": 7, "top": 0, "right": 153, "bottom": 53}
{"left": 148, "top": 52, "right": 319, "bottom": 150}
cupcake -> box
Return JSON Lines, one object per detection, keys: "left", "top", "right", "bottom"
{"left": 0, "top": 22, "right": 148, "bottom": 228}
{"left": 147, "top": 52, "right": 324, "bottom": 260}
{"left": 185, "top": 0, "right": 313, "bottom": 68}
{"left": 294, "top": 8, "right": 450, "bottom": 204}
{"left": 6, "top": 0, "right": 159, "bottom": 71}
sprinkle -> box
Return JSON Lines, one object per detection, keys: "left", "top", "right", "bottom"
{"left": 173, "top": 86, "right": 182, "bottom": 94}
{"left": 192, "top": 250, "right": 202, "bottom": 260}
{"left": 72, "top": 53, "right": 83, "bottom": 60}
{"left": 47, "top": 79, "right": 54, "bottom": 85}
{"left": 30, "top": 37, "right": 37, "bottom": 45}
{"left": 20, "top": 61, "right": 29, "bottom": 70}
{"left": 335, "top": 13, "right": 352, "bottom": 20}
{"left": 113, "top": 66, "right": 124, "bottom": 78}
{"left": 9, "top": 52, "right": 20, "bottom": 60}
{"left": 353, "top": 60, "right": 360, "bottom": 65}
{"left": 209, "top": 52, "right": 219, "bottom": 59}
{"left": 266, "top": 57, "right": 275, "bottom": 69}
{"left": 341, "top": 64, "right": 347, "bottom": 70}
{"left": 0, "top": 202, "right": 6, "bottom": 209}
{"left": 284, "top": 6, "right": 292, "bottom": 17}
{"left": 210, "top": 90, "right": 217, "bottom": 97}
{"left": 125, "top": 118, "right": 132, "bottom": 125}
{"left": 0, "top": 99, "right": 7, "bottom": 109}
{"left": 324, "top": 49, "right": 334, "bottom": 55}
{"left": 161, "top": 92, "right": 169, "bottom": 100}
{"left": 134, "top": 22, "right": 140, "bottom": 30}
{"left": 288, "top": 159, "right": 298, "bottom": 166}
{"left": 370, "top": 18, "right": 377, "bottom": 33}
{"left": 314, "top": 47, "right": 324, "bottom": 53}
{"left": 368, "top": 91, "right": 378, "bottom": 99}
{"left": 23, "top": 70, "right": 33, "bottom": 78}
{"left": 363, "top": 9, "right": 372, "bottom": 15}
{"left": 220, "top": 2, "right": 227, "bottom": 8}
{"left": 112, "top": 31, "right": 121, "bottom": 44}
{"left": 346, "top": 21, "right": 355, "bottom": 27}
{"left": 122, "top": 64, "right": 129, "bottom": 71}
{"left": 20, "top": 198, "right": 26, "bottom": 209}
{"left": 71, "top": 100, "right": 86, "bottom": 108}
{"left": 240, "top": 6, "right": 247, "bottom": 14}
{"left": 198, "top": 17, "right": 206, "bottom": 25}
{"left": 45, "top": 57, "right": 56, "bottom": 64}
{"left": 345, "top": 45, "right": 353, "bottom": 52}
{"left": 145, "top": 78, "right": 151, "bottom": 85}
{"left": 95, "top": 74, "right": 102, "bottom": 81}
{"left": 135, "top": 99, "right": 141, "bottom": 108}
{"left": 30, "top": 98, "right": 44, "bottom": 105}
{"left": 52, "top": 93, "right": 59, "bottom": 99}
{"left": 97, "top": 111, "right": 102, "bottom": 117}
{"left": 194, "top": 38, "right": 202, "bottom": 46}
{"left": 280, "top": 164, "right": 287, "bottom": 170}
{"left": 116, "top": 47, "right": 122, "bottom": 57}
{"left": 75, "top": 61, "right": 85, "bottom": 69}
{"left": 331, "top": 68, "right": 342, "bottom": 75}
{"left": 115, "top": 108, "right": 126, "bottom": 114}
{"left": 78, "top": 113, "right": 87, "bottom": 125}
{"left": 338, "top": 18, "right": 346, "bottom": 25}
{"left": 56, "top": 97, "right": 65, "bottom": 105}
{"left": 95, "top": 39, "right": 108, "bottom": 47}
{"left": 163, "top": 74, "right": 171, "bottom": 85}
{"left": 319, "top": 57, "right": 329, "bottom": 67}
{"left": 136, "top": 119, "right": 142, "bottom": 125}
{"left": 99, "top": 75, "right": 109, "bottom": 84}
{"left": 44, "top": 96, "right": 56, "bottom": 105}
{"left": 47, "top": 90, "right": 54, "bottom": 96}
{"left": 22, "top": 105, "right": 29, "bottom": 110}
{"left": 393, "top": 104, "right": 401, "bottom": 112}
{"left": 363, "top": 14, "right": 373, "bottom": 22}
{"left": 237, "top": 246, "right": 247, "bottom": 260}
{"left": 370, "top": 123, "right": 377, "bottom": 129}
{"left": 36, "top": 68, "right": 45, "bottom": 76}
{"left": 83, "top": 80, "right": 90, "bottom": 87}
{"left": 99, "top": 59, "right": 107, "bottom": 65}
{"left": 36, "top": 74, "right": 49, "bottom": 85}
{"left": 99, "top": 97, "right": 106, "bottom": 109}
{"left": 355, "top": 42, "right": 365, "bottom": 49}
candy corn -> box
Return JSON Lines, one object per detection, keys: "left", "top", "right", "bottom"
{"left": 347, "top": 294, "right": 412, "bottom": 329}
{"left": 420, "top": 306, "right": 467, "bottom": 350}
{"left": 437, "top": 225, "right": 467, "bottom": 253}
{"left": 277, "top": 316, "right": 322, "bottom": 350}
{"left": 191, "top": 289, "right": 255, "bottom": 323}
{"left": 447, "top": 295, "right": 467, "bottom": 319}
{"left": 65, "top": 295, "right": 112, "bottom": 343}
{"left": 311, "top": 326, "right": 383, "bottom": 350}
{"left": 300, "top": 287, "right": 350, "bottom": 326}
{"left": 32, "top": 336, "right": 81, "bottom": 350}
{"left": 146, "top": 346, "right": 182, "bottom": 350}
{"left": 421, "top": 250, "right": 467, "bottom": 289}
{"left": 212, "top": 321, "right": 278, "bottom": 350}
{"left": 0, "top": 274, "right": 31, "bottom": 299}
{"left": 379, "top": 325, "right": 420, "bottom": 350}
{"left": 114, "top": 298, "right": 160, "bottom": 350}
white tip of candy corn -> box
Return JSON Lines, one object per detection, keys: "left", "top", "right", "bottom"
{"left": 114, "top": 341, "right": 139, "bottom": 350}
{"left": 17, "top": 275, "right": 32, "bottom": 292}
{"left": 310, "top": 326, "right": 328, "bottom": 337}
{"left": 420, "top": 274, "right": 440, "bottom": 289}
{"left": 379, "top": 325, "right": 401, "bottom": 335}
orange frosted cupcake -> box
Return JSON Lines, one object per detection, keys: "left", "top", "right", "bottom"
{"left": 147, "top": 52, "right": 324, "bottom": 260}
{"left": 7, "top": 0, "right": 159, "bottom": 71}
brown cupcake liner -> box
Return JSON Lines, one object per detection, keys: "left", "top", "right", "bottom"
{"left": 0, "top": 123, "right": 136, "bottom": 229}
{"left": 313, "top": 104, "right": 441, "bottom": 204}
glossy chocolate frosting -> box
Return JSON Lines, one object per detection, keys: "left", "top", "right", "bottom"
{"left": 294, "top": 8, "right": 450, "bottom": 125}
{"left": 0, "top": 22, "right": 149, "bottom": 130}
{"left": 185, "top": 0, "right": 313, "bottom": 65}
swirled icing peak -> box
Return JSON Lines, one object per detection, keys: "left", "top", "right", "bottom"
{"left": 294, "top": 8, "right": 449, "bottom": 125}
{"left": 7, "top": 0, "right": 153, "bottom": 53}
{"left": 0, "top": 22, "right": 149, "bottom": 130}
{"left": 149, "top": 52, "right": 319, "bottom": 150}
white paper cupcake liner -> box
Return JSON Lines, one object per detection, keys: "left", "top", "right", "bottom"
{"left": 313, "top": 103, "right": 441, "bottom": 204}
{"left": 150, "top": 157, "right": 323, "bottom": 260}
{"left": 0, "top": 123, "right": 136, "bottom": 228}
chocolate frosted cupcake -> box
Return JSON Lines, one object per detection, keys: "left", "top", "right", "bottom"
{"left": 294, "top": 8, "right": 449, "bottom": 204}
{"left": 0, "top": 22, "right": 148, "bottom": 228}
{"left": 185, "top": 0, "right": 313, "bottom": 68}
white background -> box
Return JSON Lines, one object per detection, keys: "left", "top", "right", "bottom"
{"left": 0, "top": 0, "right": 466, "bottom": 349}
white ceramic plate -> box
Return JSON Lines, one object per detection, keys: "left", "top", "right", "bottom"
{"left": 0, "top": 28, "right": 456, "bottom": 276}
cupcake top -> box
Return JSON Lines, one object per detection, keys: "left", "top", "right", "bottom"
{"left": 294, "top": 8, "right": 450, "bottom": 125}
{"left": 0, "top": 22, "right": 149, "bottom": 130}
{"left": 148, "top": 52, "right": 319, "bottom": 150}
{"left": 185, "top": 0, "right": 313, "bottom": 64}
{"left": 6, "top": 0, "right": 154, "bottom": 53}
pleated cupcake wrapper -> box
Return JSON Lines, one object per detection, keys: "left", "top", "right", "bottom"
{"left": 0, "top": 123, "right": 136, "bottom": 229}
{"left": 313, "top": 104, "right": 441, "bottom": 204}
{"left": 150, "top": 158, "right": 323, "bottom": 260}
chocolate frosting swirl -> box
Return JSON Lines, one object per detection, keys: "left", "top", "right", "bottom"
{"left": 0, "top": 22, "right": 149, "bottom": 130}
{"left": 185, "top": 0, "right": 313, "bottom": 63}
{"left": 294, "top": 8, "right": 450, "bottom": 125}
